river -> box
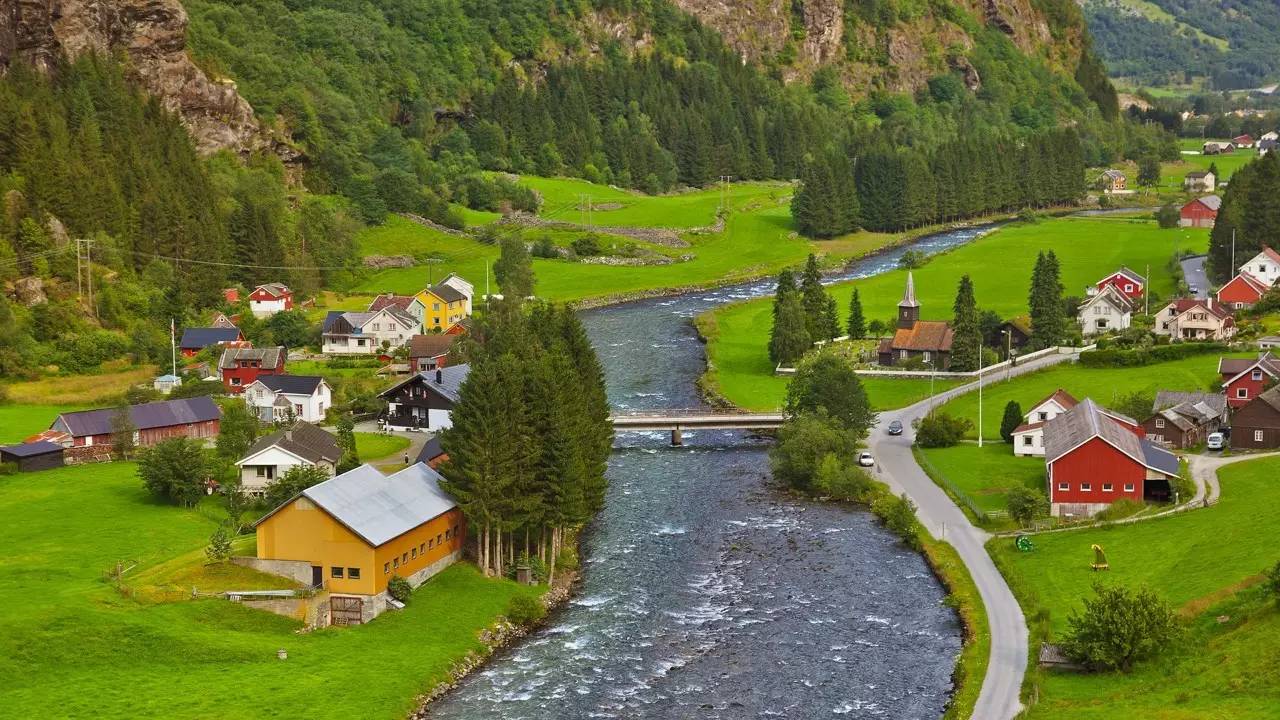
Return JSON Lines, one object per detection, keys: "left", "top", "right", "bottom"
{"left": 427, "top": 224, "right": 997, "bottom": 719}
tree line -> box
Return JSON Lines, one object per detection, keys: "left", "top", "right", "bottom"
{"left": 792, "top": 129, "right": 1087, "bottom": 236}
{"left": 1207, "top": 151, "right": 1280, "bottom": 283}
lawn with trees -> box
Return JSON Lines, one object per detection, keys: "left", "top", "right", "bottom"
{"left": 994, "top": 456, "right": 1280, "bottom": 718}
{"left": 917, "top": 443, "right": 1046, "bottom": 515}
{"left": 700, "top": 216, "right": 1208, "bottom": 410}
{"left": 0, "top": 462, "right": 542, "bottom": 719}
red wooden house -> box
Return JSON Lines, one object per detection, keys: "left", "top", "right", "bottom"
{"left": 408, "top": 334, "right": 457, "bottom": 372}
{"left": 50, "top": 397, "right": 221, "bottom": 451}
{"left": 1180, "top": 195, "right": 1221, "bottom": 228}
{"left": 219, "top": 346, "right": 286, "bottom": 393}
{"left": 1219, "top": 353, "right": 1280, "bottom": 408}
{"left": 1044, "top": 398, "right": 1178, "bottom": 518}
{"left": 248, "top": 283, "right": 294, "bottom": 317}
{"left": 1094, "top": 267, "right": 1145, "bottom": 301}
{"left": 1217, "top": 272, "right": 1270, "bottom": 310}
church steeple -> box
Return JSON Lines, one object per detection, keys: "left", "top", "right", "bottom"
{"left": 897, "top": 272, "right": 920, "bottom": 329}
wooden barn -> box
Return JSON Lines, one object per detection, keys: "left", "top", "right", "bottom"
{"left": 0, "top": 441, "right": 66, "bottom": 472}
{"left": 50, "top": 397, "right": 221, "bottom": 449}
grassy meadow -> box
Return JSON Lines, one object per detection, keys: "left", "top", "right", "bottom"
{"left": 994, "top": 456, "right": 1280, "bottom": 718}
{"left": 0, "top": 403, "right": 87, "bottom": 444}
{"left": 353, "top": 432, "right": 411, "bottom": 461}
{"left": 918, "top": 442, "right": 1047, "bottom": 515}
{"left": 700, "top": 216, "right": 1209, "bottom": 410}
{"left": 0, "top": 461, "right": 541, "bottom": 719}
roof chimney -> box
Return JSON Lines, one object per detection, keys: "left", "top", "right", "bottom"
{"left": 435, "top": 369, "right": 443, "bottom": 384}
{"left": 285, "top": 429, "right": 293, "bottom": 441}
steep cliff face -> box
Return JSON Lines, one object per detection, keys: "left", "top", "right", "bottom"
{"left": 0, "top": 0, "right": 276, "bottom": 157}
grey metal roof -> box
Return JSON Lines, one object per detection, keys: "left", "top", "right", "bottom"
{"left": 180, "top": 327, "right": 241, "bottom": 349}
{"left": 54, "top": 397, "right": 221, "bottom": 438}
{"left": 240, "top": 422, "right": 341, "bottom": 465}
{"left": 1154, "top": 391, "right": 1226, "bottom": 422}
{"left": 0, "top": 441, "right": 65, "bottom": 457}
{"left": 415, "top": 436, "right": 444, "bottom": 465}
{"left": 1197, "top": 195, "right": 1222, "bottom": 211}
{"left": 219, "top": 346, "right": 286, "bottom": 370}
{"left": 1140, "top": 439, "right": 1180, "bottom": 476}
{"left": 256, "top": 375, "right": 325, "bottom": 396}
{"left": 379, "top": 363, "right": 470, "bottom": 403}
{"left": 283, "top": 463, "right": 457, "bottom": 547}
{"left": 1045, "top": 398, "right": 1176, "bottom": 477}
{"left": 1154, "top": 408, "right": 1195, "bottom": 432}
{"left": 427, "top": 283, "right": 467, "bottom": 303}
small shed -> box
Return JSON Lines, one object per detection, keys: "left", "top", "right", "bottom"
{"left": 0, "top": 441, "right": 66, "bottom": 472}
{"left": 154, "top": 374, "right": 183, "bottom": 394}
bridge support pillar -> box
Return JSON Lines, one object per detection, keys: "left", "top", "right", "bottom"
{"left": 671, "top": 427, "right": 683, "bottom": 447}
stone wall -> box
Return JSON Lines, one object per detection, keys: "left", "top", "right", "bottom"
{"left": 228, "top": 592, "right": 328, "bottom": 626}
{"left": 232, "top": 556, "right": 314, "bottom": 586}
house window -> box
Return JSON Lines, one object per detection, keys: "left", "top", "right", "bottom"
{"left": 444, "top": 529, "right": 450, "bottom": 540}
{"left": 1102, "top": 483, "right": 1113, "bottom": 492}
{"left": 1155, "top": 418, "right": 1165, "bottom": 428}
{"left": 433, "top": 303, "right": 441, "bottom": 311}
{"left": 256, "top": 466, "right": 267, "bottom": 477}
{"left": 1238, "top": 388, "right": 1249, "bottom": 399}
{"left": 231, "top": 377, "right": 242, "bottom": 386}
{"left": 420, "top": 543, "right": 426, "bottom": 554}
{"left": 1252, "top": 369, "right": 1263, "bottom": 381}
{"left": 923, "top": 351, "right": 931, "bottom": 362}
{"left": 393, "top": 558, "right": 399, "bottom": 569}
{"left": 331, "top": 566, "right": 344, "bottom": 579}
{"left": 1058, "top": 482, "right": 1069, "bottom": 492}
{"left": 384, "top": 562, "right": 391, "bottom": 574}
{"left": 1081, "top": 483, "right": 1092, "bottom": 492}
{"left": 1038, "top": 411, "right": 1048, "bottom": 421}
{"left": 437, "top": 533, "right": 443, "bottom": 546}
{"left": 402, "top": 552, "right": 408, "bottom": 564}
{"left": 1256, "top": 430, "right": 1265, "bottom": 442}
{"left": 1022, "top": 436, "right": 1033, "bottom": 446}
{"left": 1154, "top": 434, "right": 1164, "bottom": 442}
{"left": 1124, "top": 284, "right": 1133, "bottom": 292}
{"left": 1124, "top": 483, "right": 1135, "bottom": 492}
{"left": 899, "top": 350, "right": 907, "bottom": 360}
{"left": 348, "top": 568, "right": 361, "bottom": 580}
{"left": 1097, "top": 319, "right": 1108, "bottom": 329}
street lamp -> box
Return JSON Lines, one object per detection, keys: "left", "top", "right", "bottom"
{"left": 1002, "top": 329, "right": 1013, "bottom": 382}
{"left": 925, "top": 358, "right": 935, "bottom": 412}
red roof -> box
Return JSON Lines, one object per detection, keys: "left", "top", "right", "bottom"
{"left": 368, "top": 294, "right": 416, "bottom": 313}
{"left": 1257, "top": 247, "right": 1280, "bottom": 265}
{"left": 1164, "top": 297, "right": 1233, "bottom": 321}
{"left": 884, "top": 320, "right": 954, "bottom": 352}
{"left": 1029, "top": 388, "right": 1080, "bottom": 413}
{"left": 1012, "top": 421, "right": 1044, "bottom": 434}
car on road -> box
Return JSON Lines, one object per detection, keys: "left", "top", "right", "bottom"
{"left": 1189, "top": 284, "right": 1199, "bottom": 294}
{"left": 887, "top": 420, "right": 904, "bottom": 435}
{"left": 1207, "top": 432, "right": 1225, "bottom": 450}
{"left": 857, "top": 451, "right": 875, "bottom": 467}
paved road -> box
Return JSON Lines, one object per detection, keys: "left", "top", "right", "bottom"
{"left": 1188, "top": 450, "right": 1280, "bottom": 504}
{"left": 1181, "top": 254, "right": 1208, "bottom": 299}
{"left": 868, "top": 350, "right": 1078, "bottom": 720}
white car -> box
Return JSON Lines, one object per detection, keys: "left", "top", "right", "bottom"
{"left": 1206, "top": 432, "right": 1225, "bottom": 451}
{"left": 857, "top": 451, "right": 875, "bottom": 467}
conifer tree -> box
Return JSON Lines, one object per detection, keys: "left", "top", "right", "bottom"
{"left": 800, "top": 254, "right": 833, "bottom": 341}
{"left": 769, "top": 290, "right": 811, "bottom": 366}
{"left": 1028, "top": 251, "right": 1066, "bottom": 349}
{"left": 1000, "top": 401, "right": 1023, "bottom": 443}
{"left": 494, "top": 235, "right": 535, "bottom": 299}
{"left": 847, "top": 287, "right": 866, "bottom": 338}
{"left": 950, "top": 275, "right": 982, "bottom": 372}
{"left": 821, "top": 294, "right": 841, "bottom": 341}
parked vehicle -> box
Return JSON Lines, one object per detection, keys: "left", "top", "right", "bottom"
{"left": 1207, "top": 432, "right": 1225, "bottom": 450}
{"left": 857, "top": 451, "right": 875, "bottom": 467}
{"left": 887, "top": 420, "right": 904, "bottom": 435}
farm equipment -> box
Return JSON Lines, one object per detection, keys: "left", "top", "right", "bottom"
{"left": 1090, "top": 544, "right": 1110, "bottom": 571}
{"left": 1015, "top": 535, "right": 1034, "bottom": 552}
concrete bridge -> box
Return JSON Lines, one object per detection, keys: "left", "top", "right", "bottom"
{"left": 610, "top": 410, "right": 786, "bottom": 446}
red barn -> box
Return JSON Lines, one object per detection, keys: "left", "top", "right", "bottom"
{"left": 1094, "top": 267, "right": 1146, "bottom": 301}
{"left": 219, "top": 346, "right": 287, "bottom": 394}
{"left": 1180, "top": 195, "right": 1221, "bottom": 228}
{"left": 248, "top": 283, "right": 294, "bottom": 317}
{"left": 223, "top": 287, "right": 240, "bottom": 303}
{"left": 1220, "top": 353, "right": 1280, "bottom": 408}
{"left": 50, "top": 397, "right": 221, "bottom": 452}
{"left": 1217, "top": 272, "right": 1270, "bottom": 310}
{"left": 1045, "top": 398, "right": 1179, "bottom": 518}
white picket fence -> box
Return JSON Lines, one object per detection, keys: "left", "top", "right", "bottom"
{"left": 774, "top": 344, "right": 1094, "bottom": 377}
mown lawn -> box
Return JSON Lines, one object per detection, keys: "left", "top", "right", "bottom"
{"left": 354, "top": 432, "right": 411, "bottom": 461}
{"left": 918, "top": 443, "right": 1046, "bottom": 514}
{"left": 0, "top": 403, "right": 88, "bottom": 444}
{"left": 517, "top": 175, "right": 785, "bottom": 228}
{"left": 993, "top": 456, "right": 1280, "bottom": 718}
{"left": 700, "top": 216, "right": 1209, "bottom": 410}
{"left": 936, "top": 351, "right": 1248, "bottom": 440}
{"left": 0, "top": 462, "right": 540, "bottom": 719}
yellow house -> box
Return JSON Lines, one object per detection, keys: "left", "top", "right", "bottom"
{"left": 253, "top": 462, "right": 465, "bottom": 625}
{"left": 413, "top": 283, "right": 469, "bottom": 332}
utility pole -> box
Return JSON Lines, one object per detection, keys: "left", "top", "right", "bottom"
{"left": 1144, "top": 263, "right": 1150, "bottom": 316}
{"left": 170, "top": 318, "right": 178, "bottom": 378}
{"left": 1231, "top": 228, "right": 1236, "bottom": 272}
{"left": 718, "top": 175, "right": 732, "bottom": 213}
{"left": 977, "top": 334, "right": 984, "bottom": 448}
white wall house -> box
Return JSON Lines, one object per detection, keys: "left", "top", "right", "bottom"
{"left": 322, "top": 307, "right": 420, "bottom": 355}
{"left": 1011, "top": 389, "right": 1079, "bottom": 457}
{"left": 243, "top": 376, "right": 332, "bottom": 423}
{"left": 248, "top": 283, "right": 293, "bottom": 318}
{"left": 1077, "top": 285, "right": 1132, "bottom": 336}
{"left": 1239, "top": 247, "right": 1280, "bottom": 288}
{"left": 235, "top": 423, "right": 341, "bottom": 497}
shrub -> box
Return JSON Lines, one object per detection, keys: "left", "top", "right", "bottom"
{"left": 571, "top": 234, "right": 602, "bottom": 257}
{"left": 813, "top": 452, "right": 874, "bottom": 501}
{"left": 531, "top": 235, "right": 558, "bottom": 258}
{"left": 899, "top": 249, "right": 928, "bottom": 269}
{"left": 872, "top": 493, "right": 921, "bottom": 549}
{"left": 1094, "top": 498, "right": 1147, "bottom": 521}
{"left": 0, "top": 462, "right": 18, "bottom": 476}
{"left": 1079, "top": 343, "right": 1226, "bottom": 368}
{"left": 1266, "top": 560, "right": 1280, "bottom": 605}
{"left": 915, "top": 412, "right": 972, "bottom": 448}
{"left": 1006, "top": 486, "right": 1049, "bottom": 526}
{"left": 387, "top": 575, "right": 412, "bottom": 603}
{"left": 1061, "top": 583, "right": 1180, "bottom": 672}
{"left": 1154, "top": 203, "right": 1181, "bottom": 229}
{"left": 505, "top": 593, "right": 547, "bottom": 626}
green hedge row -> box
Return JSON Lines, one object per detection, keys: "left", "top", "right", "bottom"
{"left": 1078, "top": 342, "right": 1228, "bottom": 368}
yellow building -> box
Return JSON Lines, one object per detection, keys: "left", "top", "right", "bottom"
{"left": 413, "top": 283, "right": 469, "bottom": 332}
{"left": 253, "top": 462, "right": 465, "bottom": 625}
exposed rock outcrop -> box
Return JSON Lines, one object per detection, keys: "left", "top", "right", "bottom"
{"left": 0, "top": 0, "right": 286, "bottom": 158}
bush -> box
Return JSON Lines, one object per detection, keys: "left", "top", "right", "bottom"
{"left": 899, "top": 249, "right": 928, "bottom": 269}
{"left": 387, "top": 575, "right": 412, "bottom": 603}
{"left": 530, "top": 235, "right": 558, "bottom": 258}
{"left": 1154, "top": 203, "right": 1181, "bottom": 229}
{"left": 1006, "top": 486, "right": 1049, "bottom": 526}
{"left": 205, "top": 525, "right": 233, "bottom": 562}
{"left": 770, "top": 411, "right": 861, "bottom": 491}
{"left": 1094, "top": 498, "right": 1147, "bottom": 521}
{"left": 1266, "top": 560, "right": 1280, "bottom": 605}
{"left": 571, "top": 234, "right": 602, "bottom": 257}
{"left": 1079, "top": 342, "right": 1227, "bottom": 368}
{"left": 872, "top": 493, "right": 921, "bottom": 549}
{"left": 915, "top": 412, "right": 972, "bottom": 448}
{"left": 505, "top": 593, "right": 547, "bottom": 626}
{"left": 1061, "top": 583, "right": 1180, "bottom": 672}
{"left": 813, "top": 452, "right": 874, "bottom": 501}
{"left": 0, "top": 462, "right": 18, "bottom": 476}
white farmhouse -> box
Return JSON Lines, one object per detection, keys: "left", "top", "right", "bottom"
{"left": 321, "top": 307, "right": 420, "bottom": 355}
{"left": 244, "top": 375, "right": 332, "bottom": 423}
{"left": 235, "top": 422, "right": 342, "bottom": 497}
{"left": 1238, "top": 247, "right": 1280, "bottom": 288}
{"left": 1011, "top": 389, "right": 1079, "bottom": 457}
{"left": 1077, "top": 285, "right": 1133, "bottom": 336}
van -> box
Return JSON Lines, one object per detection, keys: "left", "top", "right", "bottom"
{"left": 1206, "top": 432, "right": 1225, "bottom": 450}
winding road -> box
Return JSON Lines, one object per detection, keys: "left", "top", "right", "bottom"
{"left": 868, "top": 349, "right": 1081, "bottom": 720}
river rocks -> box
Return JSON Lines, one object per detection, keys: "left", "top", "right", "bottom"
{"left": 0, "top": 0, "right": 290, "bottom": 160}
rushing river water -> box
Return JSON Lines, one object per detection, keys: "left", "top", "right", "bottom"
{"left": 427, "top": 225, "right": 996, "bottom": 719}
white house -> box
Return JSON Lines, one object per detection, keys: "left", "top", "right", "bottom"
{"left": 321, "top": 307, "right": 420, "bottom": 355}
{"left": 235, "top": 422, "right": 342, "bottom": 497}
{"left": 1011, "top": 389, "right": 1079, "bottom": 457}
{"left": 1183, "top": 170, "right": 1215, "bottom": 193}
{"left": 153, "top": 374, "right": 183, "bottom": 394}
{"left": 440, "top": 273, "right": 474, "bottom": 314}
{"left": 1238, "top": 247, "right": 1280, "bottom": 288}
{"left": 248, "top": 283, "right": 294, "bottom": 318}
{"left": 1077, "top": 285, "right": 1133, "bottom": 336}
{"left": 244, "top": 375, "right": 332, "bottom": 423}
{"left": 1153, "top": 298, "right": 1236, "bottom": 341}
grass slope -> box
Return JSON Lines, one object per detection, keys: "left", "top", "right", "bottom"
{"left": 918, "top": 443, "right": 1046, "bottom": 514}
{"left": 993, "top": 456, "right": 1280, "bottom": 718}
{"left": 701, "top": 216, "right": 1209, "bottom": 410}
{"left": 0, "top": 403, "right": 88, "bottom": 444}
{"left": 0, "top": 462, "right": 538, "bottom": 719}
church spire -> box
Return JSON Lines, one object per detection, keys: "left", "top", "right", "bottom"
{"left": 899, "top": 272, "right": 919, "bottom": 308}
{"left": 897, "top": 272, "right": 920, "bottom": 329}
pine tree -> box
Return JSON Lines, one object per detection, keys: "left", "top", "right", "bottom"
{"left": 847, "top": 287, "right": 866, "bottom": 338}
{"left": 769, "top": 290, "right": 811, "bottom": 366}
{"left": 821, "top": 294, "right": 841, "bottom": 340}
{"left": 800, "top": 254, "right": 832, "bottom": 340}
{"left": 494, "top": 235, "right": 536, "bottom": 299}
{"left": 1028, "top": 251, "right": 1065, "bottom": 349}
{"left": 950, "top": 275, "right": 982, "bottom": 372}
{"left": 1000, "top": 401, "right": 1023, "bottom": 443}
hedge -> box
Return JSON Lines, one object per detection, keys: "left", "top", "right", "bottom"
{"left": 1078, "top": 342, "right": 1228, "bottom": 368}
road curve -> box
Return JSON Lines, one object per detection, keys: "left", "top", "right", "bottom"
{"left": 868, "top": 351, "right": 1078, "bottom": 720}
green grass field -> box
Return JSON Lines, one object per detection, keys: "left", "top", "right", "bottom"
{"left": 0, "top": 462, "right": 540, "bottom": 719}
{"left": 353, "top": 432, "right": 411, "bottom": 460}
{"left": 918, "top": 443, "right": 1046, "bottom": 514}
{"left": 516, "top": 175, "right": 786, "bottom": 228}
{"left": 1165, "top": 139, "right": 1260, "bottom": 187}
{"left": 993, "top": 456, "right": 1280, "bottom": 718}
{"left": 936, "top": 351, "right": 1245, "bottom": 440}
{"left": 700, "top": 216, "right": 1209, "bottom": 410}
{"left": 0, "top": 403, "right": 87, "bottom": 444}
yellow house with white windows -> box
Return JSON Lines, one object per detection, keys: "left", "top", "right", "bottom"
{"left": 412, "top": 283, "right": 469, "bottom": 331}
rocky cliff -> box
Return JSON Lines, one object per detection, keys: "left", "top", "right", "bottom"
{"left": 0, "top": 0, "right": 276, "bottom": 157}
